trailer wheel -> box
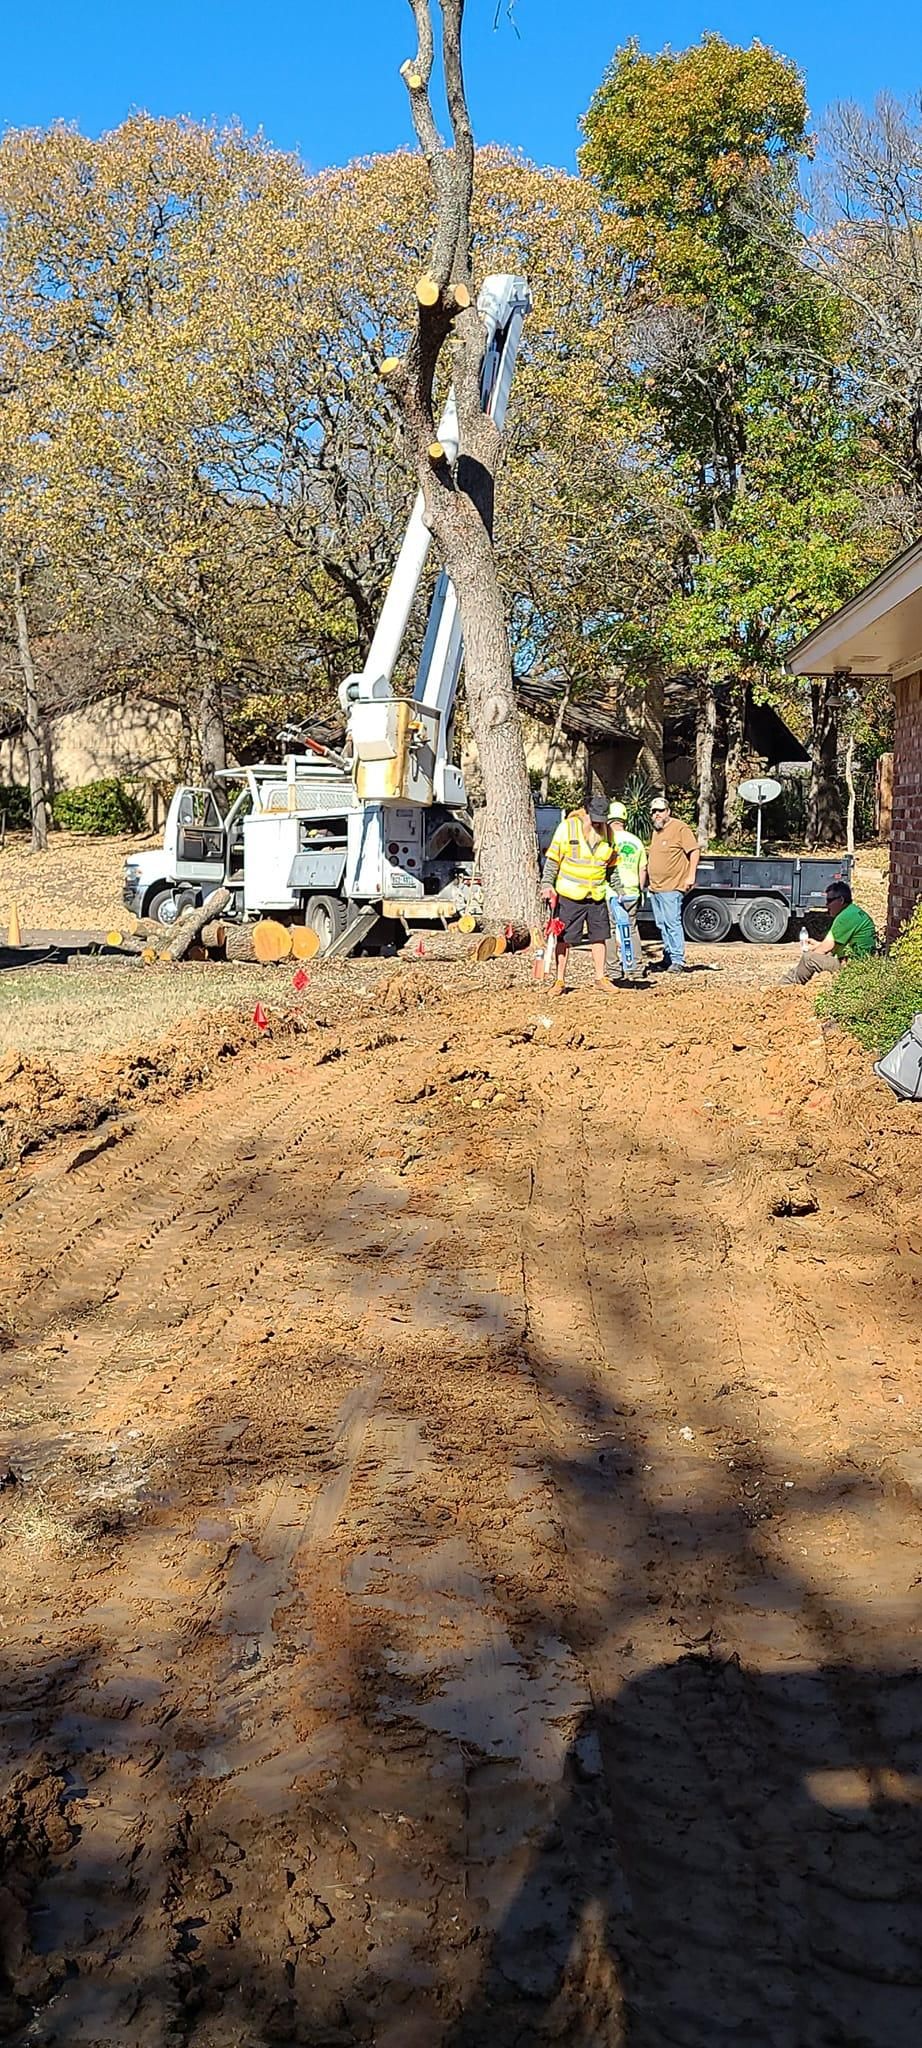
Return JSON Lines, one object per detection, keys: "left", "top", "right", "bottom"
{"left": 304, "top": 894, "right": 348, "bottom": 953}
{"left": 682, "top": 893, "right": 732, "bottom": 943}
{"left": 739, "top": 895, "right": 790, "bottom": 944}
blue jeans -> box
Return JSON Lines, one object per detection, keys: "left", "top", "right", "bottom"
{"left": 650, "top": 889, "right": 685, "bottom": 967}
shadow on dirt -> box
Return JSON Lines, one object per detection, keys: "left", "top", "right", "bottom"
{"left": 447, "top": 1658, "right": 922, "bottom": 2046}
{"left": 2, "top": 1038, "right": 921, "bottom": 2043}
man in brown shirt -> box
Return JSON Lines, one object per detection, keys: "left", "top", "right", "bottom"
{"left": 646, "top": 795, "right": 700, "bottom": 973}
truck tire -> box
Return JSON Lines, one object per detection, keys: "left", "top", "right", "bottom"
{"left": 304, "top": 894, "right": 348, "bottom": 954}
{"left": 739, "top": 895, "right": 790, "bottom": 944}
{"left": 682, "top": 893, "right": 732, "bottom": 943}
{"left": 145, "top": 886, "right": 195, "bottom": 928}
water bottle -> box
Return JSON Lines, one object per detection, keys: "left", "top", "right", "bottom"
{"left": 799, "top": 926, "right": 809, "bottom": 952}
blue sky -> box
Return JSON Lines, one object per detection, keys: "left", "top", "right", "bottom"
{"left": 2, "top": 1, "right": 921, "bottom": 171}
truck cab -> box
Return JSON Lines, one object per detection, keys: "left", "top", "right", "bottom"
{"left": 123, "top": 781, "right": 250, "bottom": 926}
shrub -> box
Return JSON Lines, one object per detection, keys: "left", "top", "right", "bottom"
{"left": 0, "top": 784, "right": 32, "bottom": 830}
{"left": 52, "top": 778, "right": 146, "bottom": 835}
{"left": 815, "top": 954, "right": 922, "bottom": 1056}
{"left": 892, "top": 899, "right": 922, "bottom": 981}
{"left": 621, "top": 767, "right": 656, "bottom": 841}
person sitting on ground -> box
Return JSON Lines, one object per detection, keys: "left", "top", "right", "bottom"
{"left": 782, "top": 880, "right": 876, "bottom": 984}
{"left": 541, "top": 795, "right": 619, "bottom": 995}
{"left": 606, "top": 801, "right": 648, "bottom": 980}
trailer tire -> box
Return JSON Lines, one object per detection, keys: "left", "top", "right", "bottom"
{"left": 682, "top": 893, "right": 732, "bottom": 943}
{"left": 739, "top": 895, "right": 790, "bottom": 944}
{"left": 304, "top": 894, "right": 348, "bottom": 954}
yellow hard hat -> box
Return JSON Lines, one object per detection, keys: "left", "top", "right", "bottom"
{"left": 607, "top": 800, "right": 627, "bottom": 822}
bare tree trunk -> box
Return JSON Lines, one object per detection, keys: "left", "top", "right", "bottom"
{"left": 844, "top": 729, "right": 857, "bottom": 856}
{"left": 178, "top": 695, "right": 195, "bottom": 780}
{"left": 198, "top": 668, "right": 226, "bottom": 786}
{"left": 539, "top": 686, "right": 570, "bottom": 801}
{"left": 454, "top": 553, "right": 539, "bottom": 923}
{"left": 389, "top": 0, "right": 539, "bottom": 929}
{"left": 695, "top": 678, "right": 718, "bottom": 850}
{"left": 807, "top": 676, "right": 845, "bottom": 847}
{"left": 12, "top": 562, "right": 49, "bottom": 851}
{"left": 723, "top": 681, "right": 749, "bottom": 841}
{"left": 639, "top": 667, "right": 665, "bottom": 788}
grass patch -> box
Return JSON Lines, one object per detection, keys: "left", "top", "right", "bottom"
{"left": 815, "top": 954, "right": 922, "bottom": 1055}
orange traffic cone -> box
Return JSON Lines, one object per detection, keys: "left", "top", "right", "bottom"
{"left": 7, "top": 904, "right": 22, "bottom": 947}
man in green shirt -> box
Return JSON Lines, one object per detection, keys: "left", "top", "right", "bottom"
{"left": 783, "top": 881, "right": 876, "bottom": 984}
{"left": 606, "top": 800, "right": 648, "bottom": 980}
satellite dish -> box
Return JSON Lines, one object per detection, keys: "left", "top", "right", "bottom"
{"left": 738, "top": 776, "right": 782, "bottom": 855}
{"left": 738, "top": 776, "right": 782, "bottom": 806}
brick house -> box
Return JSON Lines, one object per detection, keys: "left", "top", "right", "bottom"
{"left": 790, "top": 537, "right": 922, "bottom": 940}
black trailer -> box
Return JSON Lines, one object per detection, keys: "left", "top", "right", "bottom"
{"left": 673, "top": 852, "right": 854, "bottom": 945}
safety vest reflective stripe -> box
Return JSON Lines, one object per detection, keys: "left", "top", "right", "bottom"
{"left": 546, "top": 816, "right": 614, "bottom": 901}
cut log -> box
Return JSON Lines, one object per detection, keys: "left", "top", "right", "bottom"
{"left": 223, "top": 925, "right": 257, "bottom": 963}
{"left": 200, "top": 921, "right": 226, "bottom": 950}
{"left": 416, "top": 274, "right": 440, "bottom": 307}
{"left": 291, "top": 925, "right": 321, "bottom": 961}
{"left": 449, "top": 282, "right": 471, "bottom": 311}
{"left": 164, "top": 887, "right": 231, "bottom": 964}
{"left": 252, "top": 918, "right": 293, "bottom": 963}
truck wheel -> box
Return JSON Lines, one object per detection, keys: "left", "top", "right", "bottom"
{"left": 682, "top": 893, "right": 732, "bottom": 943}
{"left": 739, "top": 895, "right": 790, "bottom": 944}
{"left": 304, "top": 894, "right": 348, "bottom": 954}
{"left": 145, "top": 886, "right": 194, "bottom": 928}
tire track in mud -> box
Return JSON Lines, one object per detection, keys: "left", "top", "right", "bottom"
{"left": 2, "top": 1046, "right": 396, "bottom": 1484}
{"left": 6, "top": 1047, "right": 597, "bottom": 2048}
{"left": 0, "top": 1053, "right": 385, "bottom": 2045}
{"left": 0, "top": 1088, "right": 229, "bottom": 1292}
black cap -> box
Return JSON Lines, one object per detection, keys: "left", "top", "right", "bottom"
{"left": 586, "top": 794, "right": 609, "bottom": 823}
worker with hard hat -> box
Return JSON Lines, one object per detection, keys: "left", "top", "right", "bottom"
{"left": 606, "top": 801, "right": 648, "bottom": 980}
{"left": 540, "top": 794, "right": 620, "bottom": 993}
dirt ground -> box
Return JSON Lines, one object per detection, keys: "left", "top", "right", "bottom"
{"left": 1, "top": 955, "right": 921, "bottom": 2046}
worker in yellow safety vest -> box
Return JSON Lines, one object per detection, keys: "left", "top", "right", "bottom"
{"left": 541, "top": 794, "right": 620, "bottom": 993}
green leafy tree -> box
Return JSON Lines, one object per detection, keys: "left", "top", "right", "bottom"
{"left": 581, "top": 34, "right": 893, "bottom": 845}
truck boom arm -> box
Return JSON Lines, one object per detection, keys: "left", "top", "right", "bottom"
{"left": 339, "top": 274, "right": 530, "bottom": 807}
